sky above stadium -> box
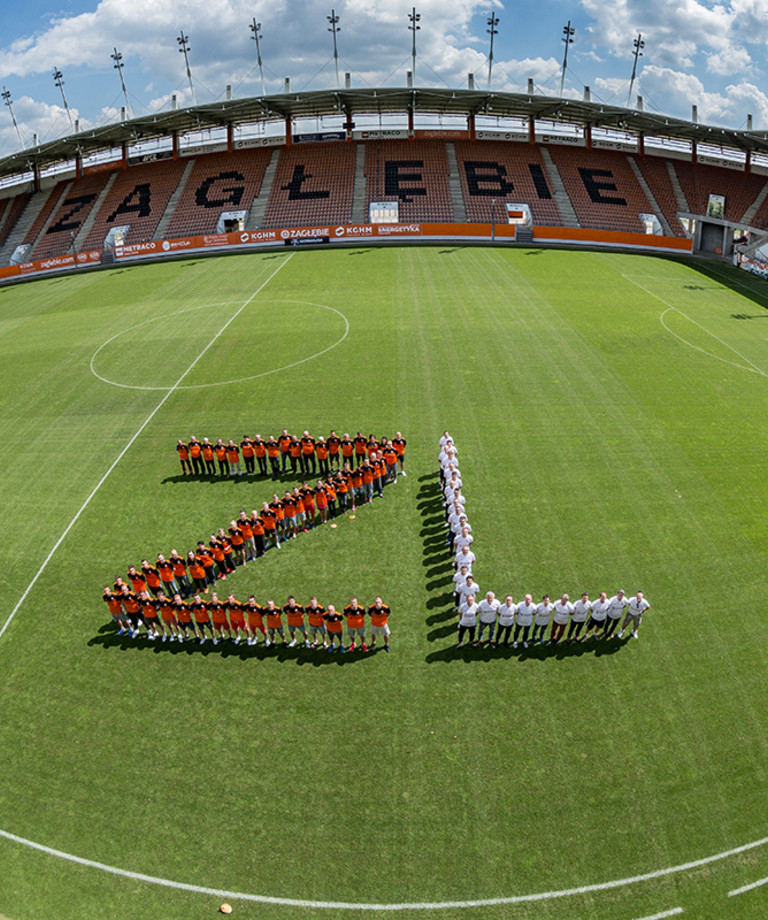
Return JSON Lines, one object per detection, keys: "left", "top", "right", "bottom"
{"left": 1, "top": 0, "right": 768, "bottom": 156}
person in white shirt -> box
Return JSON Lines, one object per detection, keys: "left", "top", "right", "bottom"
{"left": 567, "top": 593, "right": 592, "bottom": 643}
{"left": 454, "top": 544, "right": 475, "bottom": 571}
{"left": 513, "top": 594, "right": 535, "bottom": 648}
{"left": 458, "top": 574, "right": 480, "bottom": 606}
{"left": 584, "top": 591, "right": 609, "bottom": 640}
{"left": 477, "top": 591, "right": 500, "bottom": 644}
{"left": 618, "top": 591, "right": 650, "bottom": 639}
{"left": 604, "top": 590, "right": 628, "bottom": 638}
{"left": 532, "top": 595, "right": 555, "bottom": 644}
{"left": 454, "top": 526, "right": 474, "bottom": 554}
{"left": 550, "top": 594, "right": 574, "bottom": 644}
{"left": 496, "top": 595, "right": 517, "bottom": 646}
{"left": 453, "top": 565, "right": 470, "bottom": 609}
{"left": 457, "top": 595, "right": 478, "bottom": 647}
{"left": 439, "top": 432, "right": 454, "bottom": 449}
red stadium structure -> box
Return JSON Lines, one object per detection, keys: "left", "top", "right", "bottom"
{"left": 1, "top": 86, "right": 768, "bottom": 283}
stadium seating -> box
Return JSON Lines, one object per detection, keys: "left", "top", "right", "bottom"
{"left": 454, "top": 140, "right": 562, "bottom": 225}
{"left": 165, "top": 149, "right": 272, "bottom": 238}
{"left": 0, "top": 192, "right": 30, "bottom": 248}
{"left": 672, "top": 160, "right": 768, "bottom": 226}
{"left": 262, "top": 142, "right": 357, "bottom": 228}
{"left": 80, "top": 158, "right": 187, "bottom": 251}
{"left": 22, "top": 181, "right": 67, "bottom": 249}
{"left": 364, "top": 140, "right": 452, "bottom": 223}
{"left": 29, "top": 169, "right": 115, "bottom": 260}
{"left": 546, "top": 146, "right": 652, "bottom": 233}
{"left": 632, "top": 155, "right": 686, "bottom": 236}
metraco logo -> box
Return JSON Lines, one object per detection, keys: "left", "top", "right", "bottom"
{"left": 282, "top": 227, "right": 330, "bottom": 239}
{"left": 335, "top": 225, "right": 374, "bottom": 237}
{"left": 118, "top": 241, "right": 158, "bottom": 256}
{"left": 376, "top": 224, "right": 421, "bottom": 235}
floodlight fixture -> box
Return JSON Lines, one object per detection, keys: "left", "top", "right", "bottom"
{"left": 111, "top": 48, "right": 132, "bottom": 118}
{"left": 408, "top": 8, "right": 421, "bottom": 83}
{"left": 486, "top": 12, "right": 499, "bottom": 90}
{"left": 249, "top": 19, "right": 266, "bottom": 97}
{"left": 327, "top": 10, "right": 341, "bottom": 88}
{"left": 52, "top": 67, "right": 74, "bottom": 129}
{"left": 177, "top": 30, "right": 197, "bottom": 106}
{"left": 559, "top": 21, "right": 574, "bottom": 98}
{"left": 627, "top": 33, "right": 645, "bottom": 108}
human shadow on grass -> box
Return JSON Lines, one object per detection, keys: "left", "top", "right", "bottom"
{"left": 425, "top": 635, "right": 629, "bottom": 663}
{"left": 160, "top": 470, "right": 320, "bottom": 487}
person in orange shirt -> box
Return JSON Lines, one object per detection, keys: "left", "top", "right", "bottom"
{"left": 119, "top": 585, "right": 143, "bottom": 637}
{"left": 240, "top": 435, "right": 255, "bottom": 475}
{"left": 103, "top": 586, "right": 130, "bottom": 635}
{"left": 291, "top": 487, "right": 307, "bottom": 532}
{"left": 336, "top": 470, "right": 350, "bottom": 514}
{"left": 227, "top": 440, "right": 241, "bottom": 477}
{"left": 245, "top": 596, "right": 266, "bottom": 645}
{"left": 172, "top": 593, "right": 196, "bottom": 642}
{"left": 350, "top": 465, "right": 363, "bottom": 508}
{"left": 367, "top": 596, "right": 391, "bottom": 652}
{"left": 270, "top": 494, "right": 286, "bottom": 541}
{"left": 315, "top": 436, "right": 330, "bottom": 475}
{"left": 187, "top": 551, "right": 208, "bottom": 595}
{"left": 176, "top": 440, "right": 191, "bottom": 475}
{"left": 260, "top": 502, "right": 280, "bottom": 549}
{"left": 190, "top": 593, "right": 215, "bottom": 644}
{"left": 201, "top": 438, "right": 216, "bottom": 475}
{"left": 248, "top": 511, "right": 266, "bottom": 557}
{"left": 300, "top": 430, "right": 316, "bottom": 476}
{"left": 126, "top": 564, "right": 147, "bottom": 594}
{"left": 253, "top": 434, "right": 268, "bottom": 476}
{"left": 305, "top": 596, "right": 327, "bottom": 648}
{"left": 208, "top": 592, "right": 229, "bottom": 644}
{"left": 278, "top": 428, "right": 293, "bottom": 473}
{"left": 266, "top": 436, "right": 280, "bottom": 479}
{"left": 327, "top": 430, "right": 341, "bottom": 470}
{"left": 216, "top": 528, "right": 237, "bottom": 574}
{"left": 214, "top": 439, "right": 228, "bottom": 477}
{"left": 299, "top": 484, "right": 315, "bottom": 529}
{"left": 230, "top": 518, "right": 248, "bottom": 565}
{"left": 158, "top": 594, "right": 180, "bottom": 642}
{"left": 340, "top": 433, "right": 354, "bottom": 465}
{"left": 372, "top": 454, "right": 386, "bottom": 497}
{"left": 361, "top": 461, "right": 375, "bottom": 503}
{"left": 196, "top": 542, "right": 216, "bottom": 588}
{"left": 141, "top": 559, "right": 164, "bottom": 598}
{"left": 343, "top": 596, "right": 367, "bottom": 651}
{"left": 156, "top": 553, "right": 178, "bottom": 598}
{"left": 188, "top": 436, "right": 203, "bottom": 475}
{"left": 366, "top": 434, "right": 380, "bottom": 459}
{"left": 314, "top": 481, "right": 329, "bottom": 524}
{"left": 169, "top": 550, "right": 191, "bottom": 597}
{"left": 209, "top": 534, "right": 229, "bottom": 581}
{"left": 324, "top": 476, "right": 337, "bottom": 519}
{"left": 283, "top": 596, "right": 309, "bottom": 647}
{"left": 282, "top": 491, "right": 298, "bottom": 538}
{"left": 139, "top": 590, "right": 162, "bottom": 640}
{"left": 289, "top": 437, "right": 301, "bottom": 475}
{"left": 353, "top": 431, "right": 367, "bottom": 462}
{"left": 392, "top": 431, "right": 407, "bottom": 476}
{"left": 226, "top": 594, "right": 247, "bottom": 644}
{"left": 382, "top": 441, "right": 399, "bottom": 483}
{"left": 324, "top": 604, "right": 344, "bottom": 652}
{"left": 264, "top": 599, "right": 285, "bottom": 647}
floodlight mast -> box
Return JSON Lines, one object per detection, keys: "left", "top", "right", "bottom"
{"left": 249, "top": 19, "right": 266, "bottom": 97}
{"left": 1, "top": 86, "right": 24, "bottom": 148}
{"left": 486, "top": 12, "right": 499, "bottom": 90}
{"left": 52, "top": 67, "right": 74, "bottom": 129}
{"left": 111, "top": 48, "right": 132, "bottom": 118}
{"left": 559, "top": 21, "right": 574, "bottom": 98}
{"left": 408, "top": 8, "right": 421, "bottom": 83}
{"left": 627, "top": 33, "right": 644, "bottom": 107}
{"left": 177, "top": 30, "right": 197, "bottom": 106}
{"left": 327, "top": 10, "right": 341, "bottom": 89}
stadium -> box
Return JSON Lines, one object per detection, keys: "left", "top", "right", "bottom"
{"left": 3, "top": 12, "right": 768, "bottom": 920}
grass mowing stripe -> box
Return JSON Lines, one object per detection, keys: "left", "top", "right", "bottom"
{"left": 0, "top": 252, "right": 293, "bottom": 642}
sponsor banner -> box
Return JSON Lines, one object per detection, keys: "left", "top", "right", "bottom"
{"left": 475, "top": 130, "right": 527, "bottom": 142}
{"left": 355, "top": 129, "right": 410, "bottom": 140}
{"left": 699, "top": 154, "right": 744, "bottom": 171}
{"left": 236, "top": 136, "right": 284, "bottom": 148}
{"left": 237, "top": 229, "right": 279, "bottom": 243}
{"left": 76, "top": 250, "right": 102, "bottom": 264}
{"left": 292, "top": 132, "right": 346, "bottom": 144}
{"left": 115, "top": 241, "right": 159, "bottom": 258}
{"left": 285, "top": 236, "right": 330, "bottom": 246}
{"left": 374, "top": 223, "right": 422, "bottom": 237}
{"left": 532, "top": 225, "right": 693, "bottom": 251}
{"left": 160, "top": 238, "right": 193, "bottom": 252}
{"left": 202, "top": 233, "right": 230, "bottom": 248}
{"left": 539, "top": 134, "right": 584, "bottom": 146}
{"left": 181, "top": 144, "right": 227, "bottom": 157}
{"left": 83, "top": 161, "right": 120, "bottom": 176}
{"left": 415, "top": 129, "right": 468, "bottom": 140}
{"left": 0, "top": 264, "right": 20, "bottom": 281}
{"left": 333, "top": 224, "right": 375, "bottom": 238}
{"left": 278, "top": 226, "right": 331, "bottom": 240}
{"left": 593, "top": 139, "right": 636, "bottom": 152}
{"left": 127, "top": 150, "right": 174, "bottom": 166}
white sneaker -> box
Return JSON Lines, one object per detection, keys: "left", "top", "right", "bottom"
{"left": 513, "top": 641, "right": 518, "bottom": 649}
{"left": 162, "top": 634, "right": 168, "bottom": 642}
{"left": 289, "top": 639, "right": 297, "bottom": 647}
{"left": 618, "top": 631, "right": 624, "bottom": 638}
{"left": 234, "top": 637, "right": 240, "bottom": 644}
{"left": 265, "top": 639, "right": 271, "bottom": 647}
{"left": 632, "top": 630, "right": 638, "bottom": 639}
{"left": 305, "top": 640, "right": 311, "bottom": 647}
{"left": 148, "top": 633, "right": 155, "bottom": 640}
{"left": 523, "top": 641, "right": 528, "bottom": 648}
{"left": 212, "top": 637, "right": 218, "bottom": 645}
{"left": 401, "top": 471, "right": 406, "bottom": 477}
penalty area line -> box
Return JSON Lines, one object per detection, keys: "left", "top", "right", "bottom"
{"left": 0, "top": 253, "right": 294, "bottom": 643}
{"left": 0, "top": 825, "right": 764, "bottom": 910}
{"left": 728, "top": 875, "right": 768, "bottom": 897}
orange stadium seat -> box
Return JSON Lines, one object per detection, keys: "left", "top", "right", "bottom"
{"left": 0, "top": 192, "right": 31, "bottom": 248}
{"left": 364, "top": 140, "right": 452, "bottom": 223}
{"left": 165, "top": 149, "right": 272, "bottom": 238}
{"left": 262, "top": 142, "right": 357, "bottom": 228}
{"left": 672, "top": 160, "right": 767, "bottom": 226}
{"left": 632, "top": 155, "right": 686, "bottom": 236}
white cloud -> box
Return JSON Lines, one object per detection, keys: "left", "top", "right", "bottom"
{"left": 707, "top": 43, "right": 752, "bottom": 75}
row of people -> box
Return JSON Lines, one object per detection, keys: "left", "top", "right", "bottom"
{"left": 112, "top": 462, "right": 398, "bottom": 601}
{"left": 102, "top": 587, "right": 392, "bottom": 652}
{"left": 176, "top": 430, "right": 406, "bottom": 479}
{"left": 455, "top": 589, "right": 651, "bottom": 647}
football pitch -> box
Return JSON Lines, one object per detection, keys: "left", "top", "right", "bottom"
{"left": 2, "top": 244, "right": 768, "bottom": 920}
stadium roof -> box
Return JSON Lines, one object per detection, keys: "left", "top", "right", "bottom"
{"left": 2, "top": 86, "right": 768, "bottom": 180}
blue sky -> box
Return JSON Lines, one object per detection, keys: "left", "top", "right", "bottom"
{"left": 1, "top": 0, "right": 768, "bottom": 157}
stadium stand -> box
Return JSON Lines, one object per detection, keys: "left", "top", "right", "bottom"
{"left": 632, "top": 155, "right": 686, "bottom": 236}
{"left": 545, "top": 146, "right": 652, "bottom": 233}
{"left": 672, "top": 160, "right": 768, "bottom": 226}
{"left": 0, "top": 192, "right": 31, "bottom": 249}
{"left": 29, "top": 169, "right": 115, "bottom": 260}
{"left": 454, "top": 140, "right": 562, "bottom": 225}
{"left": 364, "top": 140, "right": 453, "bottom": 223}
{"left": 262, "top": 142, "right": 357, "bottom": 228}
{"left": 22, "top": 181, "right": 67, "bottom": 250}
{"left": 80, "top": 158, "right": 187, "bottom": 251}
{"left": 165, "top": 149, "right": 272, "bottom": 238}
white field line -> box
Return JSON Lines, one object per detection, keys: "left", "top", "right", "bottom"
{"left": 0, "top": 253, "right": 294, "bottom": 643}
{"left": 0, "top": 826, "right": 764, "bottom": 910}
{"left": 633, "top": 911, "right": 683, "bottom": 920}
{"left": 89, "top": 299, "right": 349, "bottom": 391}
{"left": 728, "top": 875, "right": 768, "bottom": 897}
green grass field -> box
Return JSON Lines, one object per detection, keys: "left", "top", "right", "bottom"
{"left": 1, "top": 245, "right": 768, "bottom": 920}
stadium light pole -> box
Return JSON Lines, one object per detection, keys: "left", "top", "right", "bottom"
{"left": 327, "top": 10, "right": 341, "bottom": 88}
{"left": 177, "top": 30, "right": 197, "bottom": 107}
{"left": 249, "top": 19, "right": 266, "bottom": 97}
{"left": 559, "top": 21, "right": 574, "bottom": 98}
{"left": 52, "top": 67, "right": 74, "bottom": 129}
{"left": 486, "top": 12, "right": 499, "bottom": 90}
{"left": 2, "top": 86, "right": 24, "bottom": 148}
{"left": 627, "top": 33, "right": 644, "bottom": 108}
{"left": 408, "top": 8, "right": 421, "bottom": 83}
{"left": 111, "top": 48, "right": 132, "bottom": 119}
{"left": 491, "top": 198, "right": 496, "bottom": 241}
